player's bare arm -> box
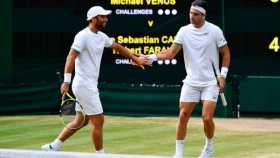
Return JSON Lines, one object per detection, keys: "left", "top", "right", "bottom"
{"left": 218, "top": 44, "right": 231, "bottom": 91}
{"left": 157, "top": 43, "right": 182, "bottom": 60}
{"left": 219, "top": 44, "right": 230, "bottom": 68}
{"left": 60, "top": 49, "right": 79, "bottom": 94}
{"left": 111, "top": 42, "right": 148, "bottom": 68}
{"left": 145, "top": 43, "right": 182, "bottom": 66}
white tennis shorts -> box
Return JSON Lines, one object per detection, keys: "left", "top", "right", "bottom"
{"left": 179, "top": 83, "right": 219, "bottom": 102}
{"left": 72, "top": 85, "right": 103, "bottom": 115}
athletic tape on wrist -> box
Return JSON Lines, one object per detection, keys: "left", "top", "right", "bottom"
{"left": 220, "top": 67, "right": 228, "bottom": 78}
{"left": 64, "top": 73, "right": 72, "bottom": 83}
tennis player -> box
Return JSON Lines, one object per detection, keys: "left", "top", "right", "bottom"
{"left": 146, "top": 0, "right": 230, "bottom": 157}
{"left": 41, "top": 6, "right": 148, "bottom": 153}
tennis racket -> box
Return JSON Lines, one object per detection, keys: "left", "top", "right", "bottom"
{"left": 60, "top": 92, "right": 86, "bottom": 130}
{"left": 56, "top": 71, "right": 86, "bottom": 129}
{"left": 211, "top": 62, "right": 228, "bottom": 106}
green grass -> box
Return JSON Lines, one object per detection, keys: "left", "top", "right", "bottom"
{"left": 0, "top": 115, "right": 280, "bottom": 158}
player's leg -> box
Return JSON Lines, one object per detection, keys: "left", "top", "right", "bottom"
{"left": 89, "top": 114, "right": 104, "bottom": 152}
{"left": 174, "top": 84, "right": 200, "bottom": 158}
{"left": 174, "top": 102, "right": 196, "bottom": 158}
{"left": 72, "top": 84, "right": 105, "bottom": 152}
{"left": 202, "top": 101, "right": 216, "bottom": 140}
{"left": 73, "top": 86, "right": 105, "bottom": 152}
{"left": 41, "top": 85, "right": 92, "bottom": 151}
{"left": 41, "top": 113, "right": 89, "bottom": 151}
{"left": 176, "top": 102, "right": 196, "bottom": 140}
{"left": 58, "top": 112, "right": 89, "bottom": 141}
{"left": 198, "top": 85, "right": 219, "bottom": 158}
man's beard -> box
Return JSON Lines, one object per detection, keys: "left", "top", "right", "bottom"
{"left": 96, "top": 19, "right": 106, "bottom": 30}
{"left": 96, "top": 23, "right": 105, "bottom": 30}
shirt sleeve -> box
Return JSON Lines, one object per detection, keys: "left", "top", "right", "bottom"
{"left": 216, "top": 28, "right": 227, "bottom": 48}
{"left": 173, "top": 27, "right": 184, "bottom": 45}
{"left": 71, "top": 32, "right": 86, "bottom": 53}
{"left": 103, "top": 33, "right": 114, "bottom": 48}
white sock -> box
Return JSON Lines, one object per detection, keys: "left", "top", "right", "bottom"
{"left": 96, "top": 149, "right": 105, "bottom": 153}
{"left": 175, "top": 140, "right": 184, "bottom": 156}
{"left": 205, "top": 137, "right": 213, "bottom": 147}
{"left": 51, "top": 139, "right": 63, "bottom": 148}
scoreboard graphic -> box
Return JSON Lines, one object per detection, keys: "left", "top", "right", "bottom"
{"left": 13, "top": 0, "right": 280, "bottom": 83}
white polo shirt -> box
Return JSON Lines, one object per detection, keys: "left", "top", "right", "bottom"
{"left": 174, "top": 21, "right": 227, "bottom": 87}
{"left": 71, "top": 27, "right": 113, "bottom": 88}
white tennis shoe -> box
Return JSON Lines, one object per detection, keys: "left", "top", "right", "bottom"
{"left": 96, "top": 149, "right": 105, "bottom": 154}
{"left": 198, "top": 144, "right": 214, "bottom": 158}
{"left": 41, "top": 143, "right": 59, "bottom": 151}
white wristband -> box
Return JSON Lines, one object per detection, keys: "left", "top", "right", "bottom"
{"left": 150, "top": 54, "right": 158, "bottom": 61}
{"left": 220, "top": 67, "right": 228, "bottom": 78}
{"left": 64, "top": 73, "right": 72, "bottom": 83}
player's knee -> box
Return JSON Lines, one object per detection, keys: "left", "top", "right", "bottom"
{"left": 67, "top": 122, "right": 82, "bottom": 130}
{"left": 82, "top": 120, "right": 89, "bottom": 127}
{"left": 202, "top": 115, "right": 213, "bottom": 124}
{"left": 179, "top": 110, "right": 190, "bottom": 120}
{"left": 93, "top": 123, "right": 103, "bottom": 130}
{"left": 91, "top": 120, "right": 104, "bottom": 129}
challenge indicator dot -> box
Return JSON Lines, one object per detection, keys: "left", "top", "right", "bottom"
{"left": 158, "top": 9, "right": 164, "bottom": 15}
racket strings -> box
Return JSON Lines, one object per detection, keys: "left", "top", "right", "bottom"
{"left": 60, "top": 99, "right": 76, "bottom": 115}
{"left": 60, "top": 93, "right": 86, "bottom": 129}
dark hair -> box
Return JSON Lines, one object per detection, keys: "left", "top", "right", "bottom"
{"left": 191, "top": 0, "right": 207, "bottom": 10}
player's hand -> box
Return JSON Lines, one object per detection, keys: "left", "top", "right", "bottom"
{"left": 145, "top": 54, "right": 158, "bottom": 66}
{"left": 60, "top": 82, "right": 70, "bottom": 95}
{"left": 217, "top": 76, "right": 225, "bottom": 92}
{"left": 131, "top": 54, "right": 149, "bottom": 69}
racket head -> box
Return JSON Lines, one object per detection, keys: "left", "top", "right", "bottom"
{"left": 60, "top": 93, "right": 86, "bottom": 130}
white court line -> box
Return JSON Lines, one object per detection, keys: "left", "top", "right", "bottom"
{"left": 0, "top": 149, "right": 170, "bottom": 158}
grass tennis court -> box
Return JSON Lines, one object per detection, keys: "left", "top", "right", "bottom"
{"left": 0, "top": 115, "right": 280, "bottom": 158}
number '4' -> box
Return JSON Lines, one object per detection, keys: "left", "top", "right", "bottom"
{"left": 269, "top": 37, "right": 280, "bottom": 52}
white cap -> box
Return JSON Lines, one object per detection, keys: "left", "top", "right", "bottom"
{"left": 87, "top": 6, "right": 112, "bottom": 21}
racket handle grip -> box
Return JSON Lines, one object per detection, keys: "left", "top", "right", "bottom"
{"left": 220, "top": 92, "right": 227, "bottom": 106}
